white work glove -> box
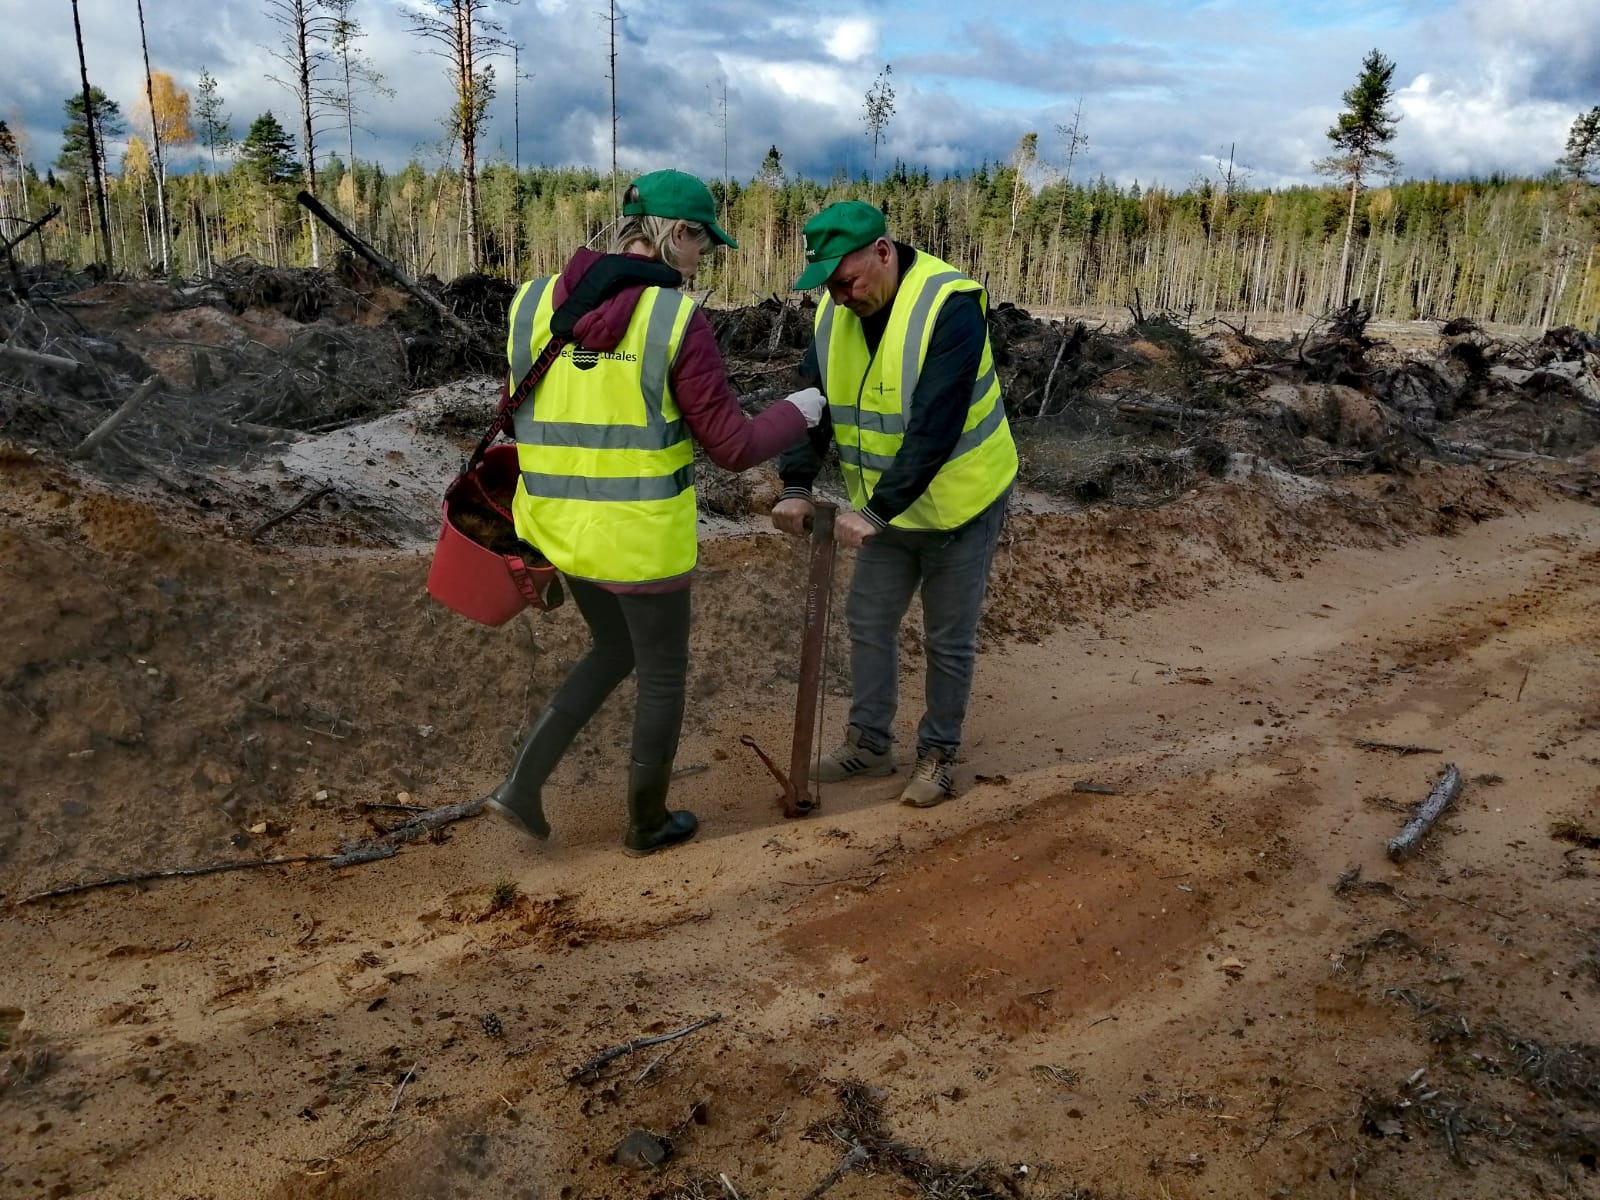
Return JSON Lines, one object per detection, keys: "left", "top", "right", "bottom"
{"left": 784, "top": 387, "right": 826, "bottom": 428}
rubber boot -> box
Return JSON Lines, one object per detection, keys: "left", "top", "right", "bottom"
{"left": 622, "top": 760, "right": 698, "bottom": 856}
{"left": 485, "top": 707, "right": 584, "bottom": 840}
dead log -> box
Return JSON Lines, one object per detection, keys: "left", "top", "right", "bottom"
{"left": 1434, "top": 439, "right": 1582, "bottom": 466}
{"left": 1116, "top": 396, "right": 1223, "bottom": 423}
{"left": 0, "top": 342, "right": 80, "bottom": 372}
{"left": 296, "top": 191, "right": 494, "bottom": 357}
{"left": 1386, "top": 764, "right": 1463, "bottom": 861}
{"left": 72, "top": 374, "right": 164, "bottom": 459}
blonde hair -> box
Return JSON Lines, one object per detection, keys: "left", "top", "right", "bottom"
{"left": 610, "top": 211, "right": 713, "bottom": 276}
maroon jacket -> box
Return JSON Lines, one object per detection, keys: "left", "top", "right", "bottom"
{"left": 547, "top": 249, "right": 806, "bottom": 591}
{"left": 554, "top": 249, "right": 804, "bottom": 472}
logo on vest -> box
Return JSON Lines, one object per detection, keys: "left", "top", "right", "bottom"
{"left": 561, "top": 345, "right": 638, "bottom": 372}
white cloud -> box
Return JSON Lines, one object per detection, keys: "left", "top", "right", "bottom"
{"left": 1394, "top": 69, "right": 1573, "bottom": 177}
{"left": 7, "top": 0, "right": 1594, "bottom": 194}
{"left": 823, "top": 18, "right": 877, "bottom": 63}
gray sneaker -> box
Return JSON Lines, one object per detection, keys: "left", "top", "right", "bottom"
{"left": 899, "top": 748, "right": 955, "bottom": 808}
{"left": 815, "top": 727, "right": 895, "bottom": 783}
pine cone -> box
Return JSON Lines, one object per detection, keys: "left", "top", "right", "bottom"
{"left": 481, "top": 1013, "right": 504, "bottom": 1039}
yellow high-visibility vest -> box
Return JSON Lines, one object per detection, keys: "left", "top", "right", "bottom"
{"left": 814, "top": 251, "right": 1017, "bottom": 531}
{"left": 506, "top": 277, "right": 698, "bottom": 585}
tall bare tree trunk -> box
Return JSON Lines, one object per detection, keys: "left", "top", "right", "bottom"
{"left": 70, "top": 0, "right": 112, "bottom": 270}
{"left": 135, "top": 0, "right": 170, "bottom": 272}
{"left": 298, "top": 15, "right": 321, "bottom": 267}
{"left": 1337, "top": 161, "right": 1362, "bottom": 307}
{"left": 608, "top": 0, "right": 618, "bottom": 222}
{"left": 458, "top": 6, "right": 480, "bottom": 271}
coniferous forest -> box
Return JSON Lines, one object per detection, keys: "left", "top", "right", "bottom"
{"left": 3, "top": 69, "right": 1598, "bottom": 330}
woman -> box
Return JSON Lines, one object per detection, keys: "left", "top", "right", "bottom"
{"left": 486, "top": 169, "right": 825, "bottom": 855}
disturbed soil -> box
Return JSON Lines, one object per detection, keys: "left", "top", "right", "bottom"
{"left": 3, "top": 260, "right": 1599, "bottom": 1198}
{"left": 2, "top": 444, "right": 1598, "bottom": 1200}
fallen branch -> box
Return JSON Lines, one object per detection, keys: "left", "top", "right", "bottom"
{"left": 72, "top": 374, "right": 164, "bottom": 459}
{"left": 1357, "top": 739, "right": 1443, "bottom": 756}
{"left": 1386, "top": 764, "right": 1463, "bottom": 861}
{"left": 17, "top": 854, "right": 335, "bottom": 905}
{"left": 1037, "top": 322, "right": 1084, "bottom": 417}
{"left": 297, "top": 191, "right": 493, "bottom": 357}
{"left": 17, "top": 800, "right": 494, "bottom": 903}
{"left": 800, "top": 1144, "right": 870, "bottom": 1200}
{"left": 566, "top": 1014, "right": 722, "bottom": 1084}
{"left": 331, "top": 797, "right": 488, "bottom": 867}
{"left": 389, "top": 1063, "right": 419, "bottom": 1114}
{"left": 0, "top": 341, "right": 81, "bottom": 372}
{"left": 246, "top": 485, "right": 333, "bottom": 541}
{"left": 0, "top": 205, "right": 61, "bottom": 259}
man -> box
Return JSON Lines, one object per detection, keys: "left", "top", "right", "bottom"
{"left": 772, "top": 201, "right": 1017, "bottom": 807}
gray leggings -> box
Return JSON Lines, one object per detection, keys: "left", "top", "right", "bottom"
{"left": 547, "top": 579, "right": 691, "bottom": 767}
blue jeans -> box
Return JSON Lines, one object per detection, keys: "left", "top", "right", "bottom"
{"left": 845, "top": 489, "right": 1010, "bottom": 756}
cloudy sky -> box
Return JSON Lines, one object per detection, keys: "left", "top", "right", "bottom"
{"left": 5, "top": 0, "right": 1596, "bottom": 193}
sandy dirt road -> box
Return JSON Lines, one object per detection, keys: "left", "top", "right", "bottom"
{"left": 3, "top": 483, "right": 1598, "bottom": 1199}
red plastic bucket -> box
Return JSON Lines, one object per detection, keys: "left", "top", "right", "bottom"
{"left": 427, "top": 444, "right": 561, "bottom": 626}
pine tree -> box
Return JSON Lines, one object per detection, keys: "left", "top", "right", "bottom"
{"left": 194, "top": 69, "right": 233, "bottom": 274}
{"left": 757, "top": 145, "right": 784, "bottom": 188}
{"left": 405, "top": 0, "right": 514, "bottom": 273}
{"left": 1559, "top": 107, "right": 1600, "bottom": 184}
{"left": 1316, "top": 49, "right": 1401, "bottom": 306}
{"left": 240, "top": 111, "right": 302, "bottom": 184}
{"left": 195, "top": 70, "right": 233, "bottom": 172}
{"left": 862, "top": 65, "right": 896, "bottom": 184}
{"left": 57, "top": 89, "right": 125, "bottom": 182}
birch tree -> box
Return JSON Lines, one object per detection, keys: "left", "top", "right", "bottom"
{"left": 0, "top": 122, "right": 20, "bottom": 224}
{"left": 133, "top": 71, "right": 194, "bottom": 273}
{"left": 133, "top": 0, "right": 173, "bottom": 271}
{"left": 1008, "top": 131, "right": 1037, "bottom": 240}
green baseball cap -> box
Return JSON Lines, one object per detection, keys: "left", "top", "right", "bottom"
{"left": 622, "top": 169, "right": 738, "bottom": 248}
{"left": 792, "top": 201, "right": 887, "bottom": 290}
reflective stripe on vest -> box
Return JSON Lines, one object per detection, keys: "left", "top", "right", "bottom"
{"left": 506, "top": 278, "right": 699, "bottom": 585}
{"left": 816, "top": 252, "right": 1018, "bottom": 531}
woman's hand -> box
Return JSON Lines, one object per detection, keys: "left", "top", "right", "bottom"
{"left": 784, "top": 387, "right": 827, "bottom": 428}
